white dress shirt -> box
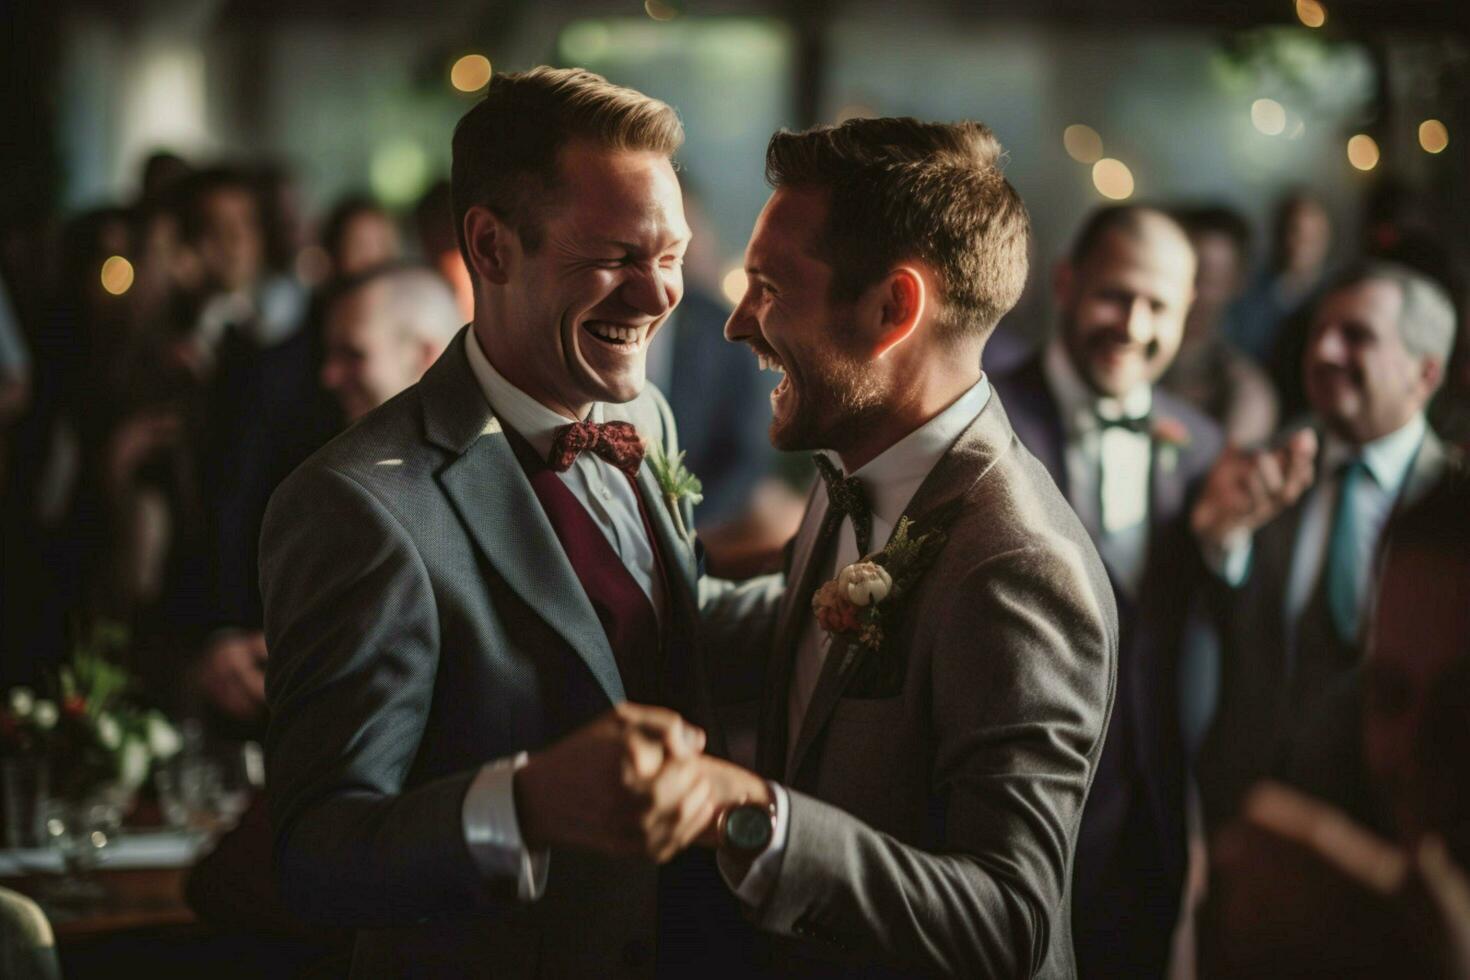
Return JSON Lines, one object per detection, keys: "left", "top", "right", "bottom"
{"left": 1043, "top": 339, "right": 1154, "bottom": 596}
{"left": 722, "top": 375, "right": 992, "bottom": 905}
{"left": 459, "top": 329, "right": 665, "bottom": 901}
{"left": 1217, "top": 413, "right": 1426, "bottom": 648}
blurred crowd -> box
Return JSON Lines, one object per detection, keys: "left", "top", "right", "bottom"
{"left": 1, "top": 139, "right": 1468, "bottom": 978}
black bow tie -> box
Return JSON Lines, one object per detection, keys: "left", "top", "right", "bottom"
{"left": 813, "top": 454, "right": 873, "bottom": 556}
{"left": 1095, "top": 412, "right": 1151, "bottom": 435}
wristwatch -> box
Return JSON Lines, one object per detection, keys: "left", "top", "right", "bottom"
{"left": 718, "top": 799, "right": 778, "bottom": 858}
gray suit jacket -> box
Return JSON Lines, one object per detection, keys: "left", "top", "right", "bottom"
{"left": 260, "top": 328, "right": 771, "bottom": 978}
{"left": 750, "top": 393, "right": 1118, "bottom": 978}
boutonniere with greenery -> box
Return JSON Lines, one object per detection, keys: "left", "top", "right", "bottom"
{"left": 644, "top": 441, "right": 703, "bottom": 541}
{"left": 1151, "top": 416, "right": 1191, "bottom": 474}
{"left": 811, "top": 509, "right": 956, "bottom": 696}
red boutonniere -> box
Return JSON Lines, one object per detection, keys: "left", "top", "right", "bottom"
{"left": 1151, "top": 416, "right": 1191, "bottom": 473}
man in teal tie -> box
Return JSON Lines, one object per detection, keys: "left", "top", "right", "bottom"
{"left": 1192, "top": 260, "right": 1461, "bottom": 831}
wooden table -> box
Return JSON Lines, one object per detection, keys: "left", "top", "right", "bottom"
{"left": 1, "top": 865, "right": 197, "bottom": 940}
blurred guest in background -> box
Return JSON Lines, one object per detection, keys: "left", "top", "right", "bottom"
{"left": 1228, "top": 191, "right": 1333, "bottom": 367}
{"left": 168, "top": 168, "right": 334, "bottom": 732}
{"left": 320, "top": 263, "right": 460, "bottom": 423}
{"left": 1162, "top": 206, "right": 1279, "bottom": 447}
{"left": 995, "top": 205, "right": 1223, "bottom": 980}
{"left": 412, "top": 178, "right": 474, "bottom": 321}
{"left": 319, "top": 193, "right": 401, "bottom": 281}
{"left": 1201, "top": 471, "right": 1470, "bottom": 980}
{"left": 1194, "top": 260, "right": 1459, "bottom": 835}
{"left": 179, "top": 168, "right": 308, "bottom": 369}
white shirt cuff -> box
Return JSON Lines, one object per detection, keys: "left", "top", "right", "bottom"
{"left": 462, "top": 753, "right": 549, "bottom": 902}
{"left": 717, "top": 782, "right": 790, "bottom": 906}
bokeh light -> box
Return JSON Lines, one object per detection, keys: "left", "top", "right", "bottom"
{"left": 1346, "top": 134, "right": 1380, "bottom": 171}
{"left": 1092, "top": 158, "right": 1135, "bottom": 200}
{"left": 1251, "top": 98, "right": 1287, "bottom": 136}
{"left": 450, "top": 55, "right": 492, "bottom": 93}
{"left": 1063, "top": 124, "right": 1104, "bottom": 164}
{"left": 1419, "top": 119, "right": 1449, "bottom": 154}
{"left": 644, "top": 0, "right": 679, "bottom": 22}
{"left": 1295, "top": 0, "right": 1327, "bottom": 29}
{"left": 721, "top": 267, "right": 748, "bottom": 305}
{"left": 100, "top": 256, "right": 134, "bottom": 296}
{"left": 370, "top": 139, "right": 430, "bottom": 206}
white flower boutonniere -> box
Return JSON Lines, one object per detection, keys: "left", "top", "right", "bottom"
{"left": 811, "top": 513, "right": 955, "bottom": 687}
{"left": 644, "top": 441, "right": 703, "bottom": 541}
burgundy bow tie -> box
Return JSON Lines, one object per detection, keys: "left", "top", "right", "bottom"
{"left": 548, "top": 420, "right": 645, "bottom": 478}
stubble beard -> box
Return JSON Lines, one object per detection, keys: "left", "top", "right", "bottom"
{"left": 770, "top": 355, "right": 886, "bottom": 456}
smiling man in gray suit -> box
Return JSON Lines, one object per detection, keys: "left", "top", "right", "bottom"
{"left": 261, "top": 68, "right": 775, "bottom": 977}
{"left": 685, "top": 119, "right": 1118, "bottom": 977}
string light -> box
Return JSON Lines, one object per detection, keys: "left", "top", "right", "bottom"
{"left": 1295, "top": 0, "right": 1327, "bottom": 29}
{"left": 1419, "top": 120, "right": 1449, "bottom": 154}
{"left": 1063, "top": 124, "right": 1104, "bottom": 164}
{"left": 644, "top": 0, "right": 678, "bottom": 21}
{"left": 1092, "top": 159, "right": 1135, "bottom": 200}
{"left": 1346, "top": 134, "right": 1380, "bottom": 171}
{"left": 450, "top": 55, "right": 492, "bottom": 93}
{"left": 100, "top": 256, "right": 134, "bottom": 296}
{"left": 721, "top": 267, "right": 748, "bottom": 305}
{"left": 1251, "top": 99, "right": 1287, "bottom": 136}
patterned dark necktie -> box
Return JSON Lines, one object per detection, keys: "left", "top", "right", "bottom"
{"left": 548, "top": 421, "right": 645, "bottom": 478}
{"left": 813, "top": 453, "right": 873, "bottom": 557}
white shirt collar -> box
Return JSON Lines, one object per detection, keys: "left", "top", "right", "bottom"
{"left": 821, "top": 375, "right": 992, "bottom": 529}
{"left": 1320, "top": 412, "right": 1426, "bottom": 494}
{"left": 463, "top": 329, "right": 604, "bottom": 459}
{"left": 1043, "top": 337, "right": 1153, "bottom": 435}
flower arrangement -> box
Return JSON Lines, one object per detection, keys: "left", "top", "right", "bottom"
{"left": 0, "top": 622, "right": 182, "bottom": 804}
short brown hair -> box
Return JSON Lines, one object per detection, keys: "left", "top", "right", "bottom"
{"left": 764, "top": 117, "right": 1030, "bottom": 341}
{"left": 450, "top": 66, "right": 683, "bottom": 259}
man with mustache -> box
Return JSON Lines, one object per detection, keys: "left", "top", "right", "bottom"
{"left": 1195, "top": 261, "right": 1459, "bottom": 834}
{"left": 992, "top": 206, "right": 1224, "bottom": 978}
{"left": 691, "top": 117, "right": 1116, "bottom": 977}
{"left": 261, "top": 68, "right": 775, "bottom": 976}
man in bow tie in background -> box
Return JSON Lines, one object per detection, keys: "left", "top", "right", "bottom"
{"left": 692, "top": 117, "right": 1117, "bottom": 978}
{"left": 993, "top": 206, "right": 1224, "bottom": 979}
{"left": 260, "top": 67, "right": 777, "bottom": 977}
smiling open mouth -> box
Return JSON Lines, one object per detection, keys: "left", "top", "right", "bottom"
{"left": 751, "top": 345, "right": 791, "bottom": 398}
{"left": 583, "top": 320, "right": 650, "bottom": 352}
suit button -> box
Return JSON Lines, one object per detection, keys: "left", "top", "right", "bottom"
{"left": 622, "top": 938, "right": 651, "bottom": 967}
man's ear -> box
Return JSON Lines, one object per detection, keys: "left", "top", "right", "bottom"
{"left": 463, "top": 205, "right": 516, "bottom": 287}
{"left": 870, "top": 265, "right": 927, "bottom": 359}
{"left": 1418, "top": 355, "right": 1444, "bottom": 398}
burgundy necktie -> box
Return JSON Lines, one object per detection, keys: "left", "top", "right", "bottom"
{"left": 548, "top": 420, "right": 645, "bottom": 478}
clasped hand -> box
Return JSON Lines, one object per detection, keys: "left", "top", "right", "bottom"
{"left": 512, "top": 702, "right": 770, "bottom": 863}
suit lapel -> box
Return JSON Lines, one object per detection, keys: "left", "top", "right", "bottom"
{"left": 423, "top": 331, "right": 625, "bottom": 705}
{"left": 783, "top": 395, "right": 1013, "bottom": 783}
{"left": 1397, "top": 427, "right": 1446, "bottom": 513}
{"left": 634, "top": 463, "right": 698, "bottom": 609}
{"left": 755, "top": 487, "right": 828, "bottom": 779}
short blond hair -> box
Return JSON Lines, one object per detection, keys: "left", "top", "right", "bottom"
{"left": 764, "top": 117, "right": 1030, "bottom": 342}
{"left": 450, "top": 67, "right": 683, "bottom": 257}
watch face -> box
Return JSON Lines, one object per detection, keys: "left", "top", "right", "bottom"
{"left": 726, "top": 805, "right": 773, "bottom": 852}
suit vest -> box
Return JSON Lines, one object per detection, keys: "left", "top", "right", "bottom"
{"left": 504, "top": 426, "right": 668, "bottom": 706}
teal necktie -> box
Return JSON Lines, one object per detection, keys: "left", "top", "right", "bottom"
{"left": 1325, "top": 458, "right": 1370, "bottom": 643}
